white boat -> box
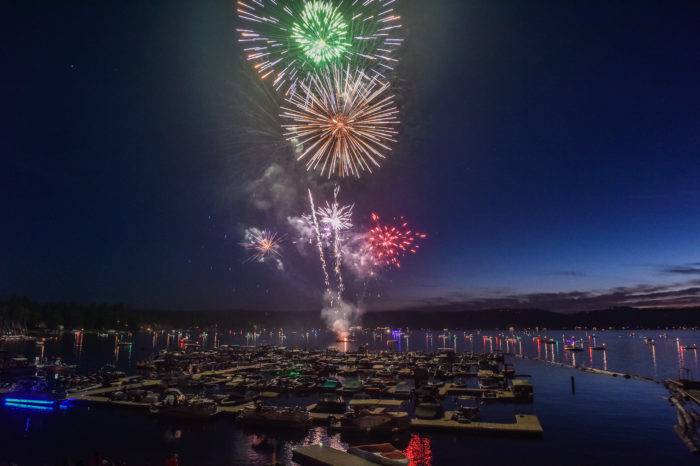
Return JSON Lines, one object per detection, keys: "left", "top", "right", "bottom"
{"left": 348, "top": 443, "right": 409, "bottom": 466}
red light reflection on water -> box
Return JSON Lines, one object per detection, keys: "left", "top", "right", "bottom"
{"left": 404, "top": 434, "right": 432, "bottom": 466}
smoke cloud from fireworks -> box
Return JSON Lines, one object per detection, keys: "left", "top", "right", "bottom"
{"left": 320, "top": 290, "right": 362, "bottom": 338}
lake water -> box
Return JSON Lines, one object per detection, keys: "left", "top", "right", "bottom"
{"left": 1, "top": 328, "right": 698, "bottom": 465}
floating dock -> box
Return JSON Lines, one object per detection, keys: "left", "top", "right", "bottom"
{"left": 411, "top": 413, "right": 543, "bottom": 437}
{"left": 439, "top": 383, "right": 518, "bottom": 400}
{"left": 348, "top": 399, "right": 404, "bottom": 408}
{"left": 292, "top": 445, "right": 375, "bottom": 466}
{"left": 71, "top": 379, "right": 161, "bottom": 398}
{"left": 306, "top": 404, "right": 392, "bottom": 423}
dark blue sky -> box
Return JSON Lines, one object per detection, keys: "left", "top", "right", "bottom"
{"left": 3, "top": 1, "right": 700, "bottom": 311}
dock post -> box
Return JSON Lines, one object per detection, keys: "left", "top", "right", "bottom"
{"left": 570, "top": 375, "right": 575, "bottom": 395}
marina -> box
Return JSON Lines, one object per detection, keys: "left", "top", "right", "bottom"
{"left": 1, "top": 327, "right": 697, "bottom": 464}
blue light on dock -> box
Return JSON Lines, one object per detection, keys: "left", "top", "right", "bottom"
{"left": 4, "top": 402, "right": 54, "bottom": 412}
{"left": 4, "top": 398, "right": 56, "bottom": 405}
{"left": 58, "top": 400, "right": 72, "bottom": 410}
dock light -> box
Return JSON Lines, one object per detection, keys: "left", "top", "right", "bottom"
{"left": 4, "top": 402, "right": 54, "bottom": 412}
{"left": 4, "top": 398, "right": 56, "bottom": 405}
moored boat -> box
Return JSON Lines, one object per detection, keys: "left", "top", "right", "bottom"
{"left": 348, "top": 443, "right": 409, "bottom": 466}
{"left": 311, "top": 393, "right": 347, "bottom": 414}
{"left": 414, "top": 397, "right": 443, "bottom": 420}
{"left": 149, "top": 390, "right": 218, "bottom": 419}
{"left": 238, "top": 403, "right": 310, "bottom": 429}
{"left": 332, "top": 410, "right": 410, "bottom": 434}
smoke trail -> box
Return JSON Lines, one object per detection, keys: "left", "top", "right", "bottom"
{"left": 308, "top": 189, "right": 332, "bottom": 299}
{"left": 331, "top": 186, "right": 345, "bottom": 303}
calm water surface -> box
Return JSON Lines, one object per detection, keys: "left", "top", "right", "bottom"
{"left": 1, "top": 328, "right": 698, "bottom": 465}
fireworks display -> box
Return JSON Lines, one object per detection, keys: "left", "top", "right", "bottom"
{"left": 291, "top": 1, "right": 350, "bottom": 65}
{"left": 236, "top": 0, "right": 403, "bottom": 94}
{"left": 307, "top": 189, "right": 332, "bottom": 293}
{"left": 236, "top": 1, "right": 427, "bottom": 335}
{"left": 366, "top": 212, "right": 426, "bottom": 268}
{"left": 281, "top": 66, "right": 399, "bottom": 178}
{"left": 317, "top": 197, "right": 354, "bottom": 231}
{"left": 240, "top": 228, "right": 284, "bottom": 270}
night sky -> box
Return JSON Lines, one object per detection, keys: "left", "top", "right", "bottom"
{"left": 3, "top": 1, "right": 700, "bottom": 312}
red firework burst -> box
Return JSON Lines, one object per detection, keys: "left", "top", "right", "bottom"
{"left": 367, "top": 213, "right": 427, "bottom": 268}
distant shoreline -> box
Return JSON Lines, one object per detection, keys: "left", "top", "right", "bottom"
{"left": 2, "top": 297, "right": 700, "bottom": 331}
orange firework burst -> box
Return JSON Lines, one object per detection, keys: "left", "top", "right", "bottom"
{"left": 281, "top": 65, "right": 399, "bottom": 178}
{"left": 240, "top": 228, "right": 284, "bottom": 270}
{"left": 367, "top": 213, "right": 426, "bottom": 268}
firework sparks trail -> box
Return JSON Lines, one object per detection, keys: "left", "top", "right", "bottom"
{"left": 316, "top": 190, "right": 354, "bottom": 232}
{"left": 326, "top": 186, "right": 353, "bottom": 302}
{"left": 240, "top": 228, "right": 285, "bottom": 270}
{"left": 236, "top": 0, "right": 403, "bottom": 95}
{"left": 367, "top": 212, "right": 426, "bottom": 268}
{"left": 281, "top": 65, "right": 399, "bottom": 178}
{"left": 308, "top": 189, "right": 332, "bottom": 297}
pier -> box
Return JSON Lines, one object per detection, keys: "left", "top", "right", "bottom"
{"left": 411, "top": 413, "right": 543, "bottom": 437}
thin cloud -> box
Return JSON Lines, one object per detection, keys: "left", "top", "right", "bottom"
{"left": 544, "top": 270, "right": 587, "bottom": 277}
{"left": 661, "top": 264, "right": 700, "bottom": 276}
{"left": 386, "top": 279, "right": 700, "bottom": 313}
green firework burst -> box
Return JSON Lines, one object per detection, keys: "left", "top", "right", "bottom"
{"left": 238, "top": 0, "right": 403, "bottom": 94}
{"left": 291, "top": 1, "right": 351, "bottom": 65}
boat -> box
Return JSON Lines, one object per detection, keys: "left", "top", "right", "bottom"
{"left": 451, "top": 404, "right": 480, "bottom": 423}
{"left": 511, "top": 379, "right": 534, "bottom": 401}
{"left": 238, "top": 403, "right": 310, "bottom": 429}
{"left": 348, "top": 443, "right": 409, "bottom": 466}
{"left": 321, "top": 378, "right": 341, "bottom": 391}
{"left": 311, "top": 394, "right": 347, "bottom": 414}
{"left": 414, "top": 397, "right": 444, "bottom": 420}
{"left": 564, "top": 345, "right": 583, "bottom": 352}
{"left": 220, "top": 390, "right": 257, "bottom": 406}
{"left": 0, "top": 352, "right": 37, "bottom": 380}
{"left": 339, "top": 378, "right": 363, "bottom": 395}
{"left": 332, "top": 410, "right": 410, "bottom": 434}
{"left": 591, "top": 344, "right": 607, "bottom": 351}
{"left": 414, "top": 384, "right": 438, "bottom": 401}
{"left": 477, "top": 370, "right": 503, "bottom": 389}
{"left": 149, "top": 397, "right": 219, "bottom": 419}
{"left": 392, "top": 381, "right": 412, "bottom": 398}
{"left": 684, "top": 344, "right": 698, "bottom": 351}
{"left": 149, "top": 391, "right": 218, "bottom": 419}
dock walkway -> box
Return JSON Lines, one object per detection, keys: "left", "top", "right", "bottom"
{"left": 411, "top": 413, "right": 543, "bottom": 437}
{"left": 348, "top": 399, "right": 404, "bottom": 408}
{"left": 72, "top": 379, "right": 161, "bottom": 398}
